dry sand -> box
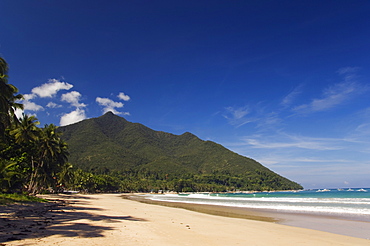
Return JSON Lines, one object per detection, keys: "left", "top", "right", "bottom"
{"left": 1, "top": 193, "right": 369, "bottom": 245}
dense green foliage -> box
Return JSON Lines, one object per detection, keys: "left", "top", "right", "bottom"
{"left": 0, "top": 57, "right": 23, "bottom": 141}
{"left": 0, "top": 56, "right": 302, "bottom": 194}
{"left": 0, "top": 57, "right": 70, "bottom": 194}
{"left": 59, "top": 112, "right": 303, "bottom": 192}
{"left": 57, "top": 168, "right": 301, "bottom": 193}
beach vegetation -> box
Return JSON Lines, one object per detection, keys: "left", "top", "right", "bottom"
{"left": 0, "top": 57, "right": 23, "bottom": 142}
{"left": 0, "top": 193, "right": 48, "bottom": 205}
{"left": 0, "top": 57, "right": 70, "bottom": 195}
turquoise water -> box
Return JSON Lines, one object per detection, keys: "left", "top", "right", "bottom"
{"left": 145, "top": 188, "right": 370, "bottom": 218}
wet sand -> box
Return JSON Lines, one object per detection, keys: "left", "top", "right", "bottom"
{"left": 1, "top": 193, "right": 369, "bottom": 245}
{"left": 128, "top": 194, "right": 370, "bottom": 240}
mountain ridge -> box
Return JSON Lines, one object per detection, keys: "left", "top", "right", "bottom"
{"left": 59, "top": 112, "right": 302, "bottom": 190}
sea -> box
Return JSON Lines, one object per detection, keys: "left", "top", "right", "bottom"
{"left": 143, "top": 188, "right": 370, "bottom": 239}
{"left": 143, "top": 188, "right": 370, "bottom": 220}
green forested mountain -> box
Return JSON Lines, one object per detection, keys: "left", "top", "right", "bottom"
{"left": 58, "top": 112, "right": 302, "bottom": 191}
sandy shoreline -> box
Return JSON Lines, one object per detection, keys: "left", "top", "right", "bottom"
{"left": 128, "top": 194, "right": 370, "bottom": 239}
{"left": 1, "top": 193, "right": 369, "bottom": 245}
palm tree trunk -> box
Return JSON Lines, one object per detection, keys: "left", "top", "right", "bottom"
{"left": 27, "top": 157, "right": 35, "bottom": 194}
{"left": 28, "top": 157, "right": 41, "bottom": 195}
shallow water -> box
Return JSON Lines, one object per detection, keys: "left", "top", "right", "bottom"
{"left": 145, "top": 189, "right": 370, "bottom": 218}
{"left": 143, "top": 189, "right": 370, "bottom": 239}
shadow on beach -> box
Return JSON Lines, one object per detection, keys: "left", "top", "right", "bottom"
{"left": 0, "top": 194, "right": 147, "bottom": 243}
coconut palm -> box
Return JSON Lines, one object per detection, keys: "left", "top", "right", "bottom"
{"left": 8, "top": 115, "right": 70, "bottom": 194}
{"left": 8, "top": 114, "right": 41, "bottom": 193}
{"left": 10, "top": 114, "right": 40, "bottom": 144}
{"left": 0, "top": 57, "right": 23, "bottom": 141}
{"left": 28, "top": 124, "right": 69, "bottom": 194}
{"left": 57, "top": 162, "right": 74, "bottom": 192}
{"left": 0, "top": 159, "right": 17, "bottom": 192}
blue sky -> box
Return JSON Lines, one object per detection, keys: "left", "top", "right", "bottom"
{"left": 1, "top": 1, "right": 370, "bottom": 189}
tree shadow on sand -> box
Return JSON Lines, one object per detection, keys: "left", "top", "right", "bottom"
{"left": 0, "top": 196, "right": 147, "bottom": 243}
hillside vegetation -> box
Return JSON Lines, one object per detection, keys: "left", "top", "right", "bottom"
{"left": 59, "top": 112, "right": 302, "bottom": 192}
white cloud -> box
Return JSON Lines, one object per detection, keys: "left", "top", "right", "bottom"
{"left": 96, "top": 97, "right": 125, "bottom": 115}
{"left": 23, "top": 93, "right": 36, "bottom": 101}
{"left": 256, "top": 156, "right": 349, "bottom": 166}
{"left": 61, "top": 91, "right": 86, "bottom": 108}
{"left": 96, "top": 92, "right": 131, "bottom": 115}
{"left": 60, "top": 108, "right": 86, "bottom": 126}
{"left": 31, "top": 79, "right": 73, "bottom": 98}
{"left": 354, "top": 123, "right": 370, "bottom": 136}
{"left": 223, "top": 106, "right": 253, "bottom": 127}
{"left": 293, "top": 81, "right": 365, "bottom": 114}
{"left": 23, "top": 101, "right": 44, "bottom": 111}
{"left": 337, "top": 66, "right": 359, "bottom": 75}
{"left": 242, "top": 133, "right": 343, "bottom": 150}
{"left": 223, "top": 104, "right": 280, "bottom": 129}
{"left": 46, "top": 102, "right": 62, "bottom": 108}
{"left": 293, "top": 68, "right": 367, "bottom": 114}
{"left": 118, "top": 92, "right": 130, "bottom": 101}
{"left": 281, "top": 84, "right": 303, "bottom": 107}
{"left": 19, "top": 93, "right": 43, "bottom": 112}
{"left": 59, "top": 91, "right": 87, "bottom": 125}
{"left": 14, "top": 108, "right": 24, "bottom": 119}
{"left": 15, "top": 78, "right": 92, "bottom": 126}
{"left": 20, "top": 79, "right": 73, "bottom": 114}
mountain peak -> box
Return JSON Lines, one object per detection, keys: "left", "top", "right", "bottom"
{"left": 103, "top": 111, "right": 116, "bottom": 116}
{"left": 181, "top": 132, "right": 197, "bottom": 139}
{"left": 99, "top": 111, "right": 127, "bottom": 121}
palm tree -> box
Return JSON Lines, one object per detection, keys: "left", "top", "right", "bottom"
{"left": 10, "top": 114, "right": 40, "bottom": 144}
{"left": 57, "top": 162, "right": 74, "bottom": 192}
{"left": 0, "top": 159, "right": 17, "bottom": 192}
{"left": 9, "top": 114, "right": 41, "bottom": 193}
{"left": 8, "top": 117, "right": 69, "bottom": 194}
{"left": 28, "top": 124, "right": 69, "bottom": 194}
{"left": 0, "top": 57, "right": 23, "bottom": 141}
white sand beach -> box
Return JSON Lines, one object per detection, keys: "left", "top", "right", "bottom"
{"left": 2, "top": 193, "right": 369, "bottom": 246}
